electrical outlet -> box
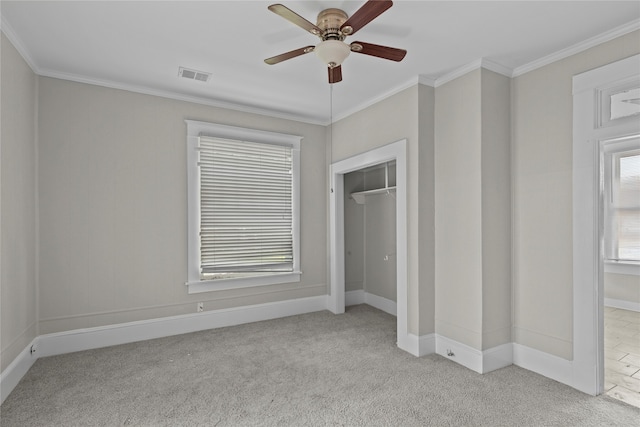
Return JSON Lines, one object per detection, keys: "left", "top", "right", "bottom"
{"left": 197, "top": 302, "right": 204, "bottom": 312}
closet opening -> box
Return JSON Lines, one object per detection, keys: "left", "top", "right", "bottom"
{"left": 344, "top": 161, "right": 397, "bottom": 316}
{"left": 329, "top": 140, "right": 411, "bottom": 354}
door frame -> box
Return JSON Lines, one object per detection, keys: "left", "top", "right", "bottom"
{"left": 328, "top": 140, "right": 409, "bottom": 351}
{"left": 572, "top": 54, "right": 640, "bottom": 395}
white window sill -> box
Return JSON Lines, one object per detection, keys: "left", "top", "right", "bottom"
{"left": 604, "top": 260, "right": 640, "bottom": 276}
{"left": 186, "top": 272, "right": 302, "bottom": 294}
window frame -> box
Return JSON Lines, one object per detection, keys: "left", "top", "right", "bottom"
{"left": 602, "top": 135, "right": 640, "bottom": 276}
{"left": 185, "top": 120, "right": 302, "bottom": 294}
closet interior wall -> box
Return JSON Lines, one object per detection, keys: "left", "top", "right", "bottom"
{"left": 344, "top": 162, "right": 397, "bottom": 305}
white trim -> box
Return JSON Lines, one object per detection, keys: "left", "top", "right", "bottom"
{"left": 482, "top": 343, "right": 514, "bottom": 373}
{"left": 399, "top": 333, "right": 437, "bottom": 357}
{"left": 604, "top": 298, "right": 640, "bottom": 313}
{"left": 419, "top": 334, "right": 437, "bottom": 356}
{"left": 0, "top": 296, "right": 326, "bottom": 403}
{"left": 3, "top": 298, "right": 608, "bottom": 405}
{"left": 0, "top": 17, "right": 40, "bottom": 74}
{"left": 184, "top": 120, "right": 302, "bottom": 294}
{"left": 185, "top": 120, "right": 302, "bottom": 147}
{"left": 434, "top": 58, "right": 513, "bottom": 87}
{"left": 513, "top": 343, "right": 574, "bottom": 388}
{"left": 332, "top": 77, "right": 423, "bottom": 123}
{"left": 435, "top": 59, "right": 484, "bottom": 87}
{"left": 573, "top": 55, "right": 640, "bottom": 95}
{"left": 604, "top": 261, "right": 640, "bottom": 276}
{"left": 329, "top": 140, "right": 408, "bottom": 355}
{"left": 572, "top": 54, "right": 640, "bottom": 396}
{"left": 397, "top": 333, "right": 420, "bottom": 357}
{"left": 345, "top": 289, "right": 365, "bottom": 306}
{"left": 514, "top": 19, "right": 640, "bottom": 78}
{"left": 345, "top": 290, "right": 397, "bottom": 317}
{"left": 3, "top": 13, "right": 637, "bottom": 127}
{"left": 435, "top": 336, "right": 513, "bottom": 374}
{"left": 35, "top": 296, "right": 327, "bottom": 359}
{"left": 1, "top": 20, "right": 328, "bottom": 125}
{"left": 418, "top": 74, "right": 437, "bottom": 87}
{"left": 364, "top": 293, "right": 397, "bottom": 317}
{"left": 186, "top": 273, "right": 302, "bottom": 294}
{"left": 0, "top": 338, "right": 39, "bottom": 404}
{"left": 40, "top": 68, "right": 329, "bottom": 126}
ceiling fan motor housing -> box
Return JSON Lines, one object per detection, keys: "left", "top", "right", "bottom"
{"left": 317, "top": 8, "right": 349, "bottom": 40}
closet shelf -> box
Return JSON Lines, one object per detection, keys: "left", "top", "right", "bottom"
{"left": 350, "top": 186, "right": 396, "bottom": 204}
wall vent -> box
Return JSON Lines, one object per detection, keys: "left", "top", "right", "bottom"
{"left": 178, "top": 67, "right": 211, "bottom": 83}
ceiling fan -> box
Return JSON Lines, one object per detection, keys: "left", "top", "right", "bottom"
{"left": 264, "top": 0, "right": 407, "bottom": 84}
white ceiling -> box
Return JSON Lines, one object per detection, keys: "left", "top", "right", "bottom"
{"left": 2, "top": 1, "right": 639, "bottom": 124}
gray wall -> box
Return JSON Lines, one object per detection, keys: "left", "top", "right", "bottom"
{"left": 1, "top": 33, "right": 38, "bottom": 372}
{"left": 36, "top": 77, "right": 327, "bottom": 334}
{"left": 364, "top": 191, "right": 396, "bottom": 302}
{"left": 480, "top": 69, "right": 512, "bottom": 351}
{"left": 344, "top": 171, "right": 364, "bottom": 292}
{"left": 2, "top": 27, "right": 639, "bottom": 373}
{"left": 434, "top": 68, "right": 512, "bottom": 351}
{"left": 344, "top": 165, "right": 397, "bottom": 302}
{"left": 435, "top": 69, "right": 484, "bottom": 349}
{"left": 512, "top": 30, "right": 640, "bottom": 359}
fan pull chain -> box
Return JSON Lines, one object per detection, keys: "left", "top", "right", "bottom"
{"left": 329, "top": 84, "right": 334, "bottom": 194}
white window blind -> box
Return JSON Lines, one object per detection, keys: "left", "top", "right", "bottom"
{"left": 610, "top": 152, "right": 640, "bottom": 261}
{"left": 198, "top": 136, "right": 294, "bottom": 279}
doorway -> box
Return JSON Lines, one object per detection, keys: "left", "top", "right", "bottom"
{"left": 329, "top": 140, "right": 413, "bottom": 354}
{"left": 344, "top": 160, "right": 397, "bottom": 315}
{"left": 601, "top": 136, "right": 640, "bottom": 407}
{"left": 572, "top": 54, "right": 640, "bottom": 396}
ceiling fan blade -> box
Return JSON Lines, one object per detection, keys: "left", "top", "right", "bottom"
{"left": 268, "top": 4, "right": 322, "bottom": 37}
{"left": 328, "top": 65, "right": 343, "bottom": 84}
{"left": 264, "top": 46, "right": 315, "bottom": 65}
{"left": 351, "top": 41, "right": 406, "bottom": 62}
{"left": 340, "top": 0, "right": 393, "bottom": 36}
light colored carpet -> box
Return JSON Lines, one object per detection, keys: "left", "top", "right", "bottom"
{"left": 1, "top": 304, "right": 638, "bottom": 426}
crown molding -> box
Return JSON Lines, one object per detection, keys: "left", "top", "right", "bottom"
{"left": 331, "top": 75, "right": 423, "bottom": 123}
{"left": 1, "top": 16, "right": 40, "bottom": 74}
{"left": 4, "top": 11, "right": 638, "bottom": 126}
{"left": 478, "top": 58, "right": 513, "bottom": 78}
{"left": 434, "top": 59, "right": 482, "bottom": 88}
{"left": 433, "top": 58, "right": 513, "bottom": 88}
{"left": 418, "top": 74, "right": 437, "bottom": 87}
{"left": 37, "top": 68, "right": 327, "bottom": 126}
{"left": 513, "top": 19, "right": 640, "bottom": 77}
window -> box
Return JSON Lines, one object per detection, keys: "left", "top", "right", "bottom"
{"left": 604, "top": 137, "right": 640, "bottom": 269}
{"left": 185, "top": 120, "right": 301, "bottom": 294}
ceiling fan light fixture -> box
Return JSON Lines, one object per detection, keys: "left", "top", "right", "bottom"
{"left": 315, "top": 40, "right": 351, "bottom": 68}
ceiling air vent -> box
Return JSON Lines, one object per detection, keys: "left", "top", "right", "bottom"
{"left": 178, "top": 67, "right": 211, "bottom": 83}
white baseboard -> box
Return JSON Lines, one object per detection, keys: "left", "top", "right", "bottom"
{"left": 435, "top": 336, "right": 513, "bottom": 374}
{"left": 419, "top": 333, "right": 436, "bottom": 356}
{"left": 605, "top": 298, "right": 640, "bottom": 312}
{"left": 1, "top": 294, "right": 593, "bottom": 405}
{"left": 0, "top": 295, "right": 327, "bottom": 404}
{"left": 0, "top": 338, "right": 39, "bottom": 404}
{"left": 345, "top": 290, "right": 397, "bottom": 316}
{"left": 482, "top": 343, "right": 514, "bottom": 373}
{"left": 436, "top": 335, "right": 483, "bottom": 373}
{"left": 397, "top": 332, "right": 435, "bottom": 357}
{"left": 513, "top": 343, "right": 573, "bottom": 388}
{"left": 36, "top": 295, "right": 328, "bottom": 358}
{"left": 345, "top": 289, "right": 365, "bottom": 306}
